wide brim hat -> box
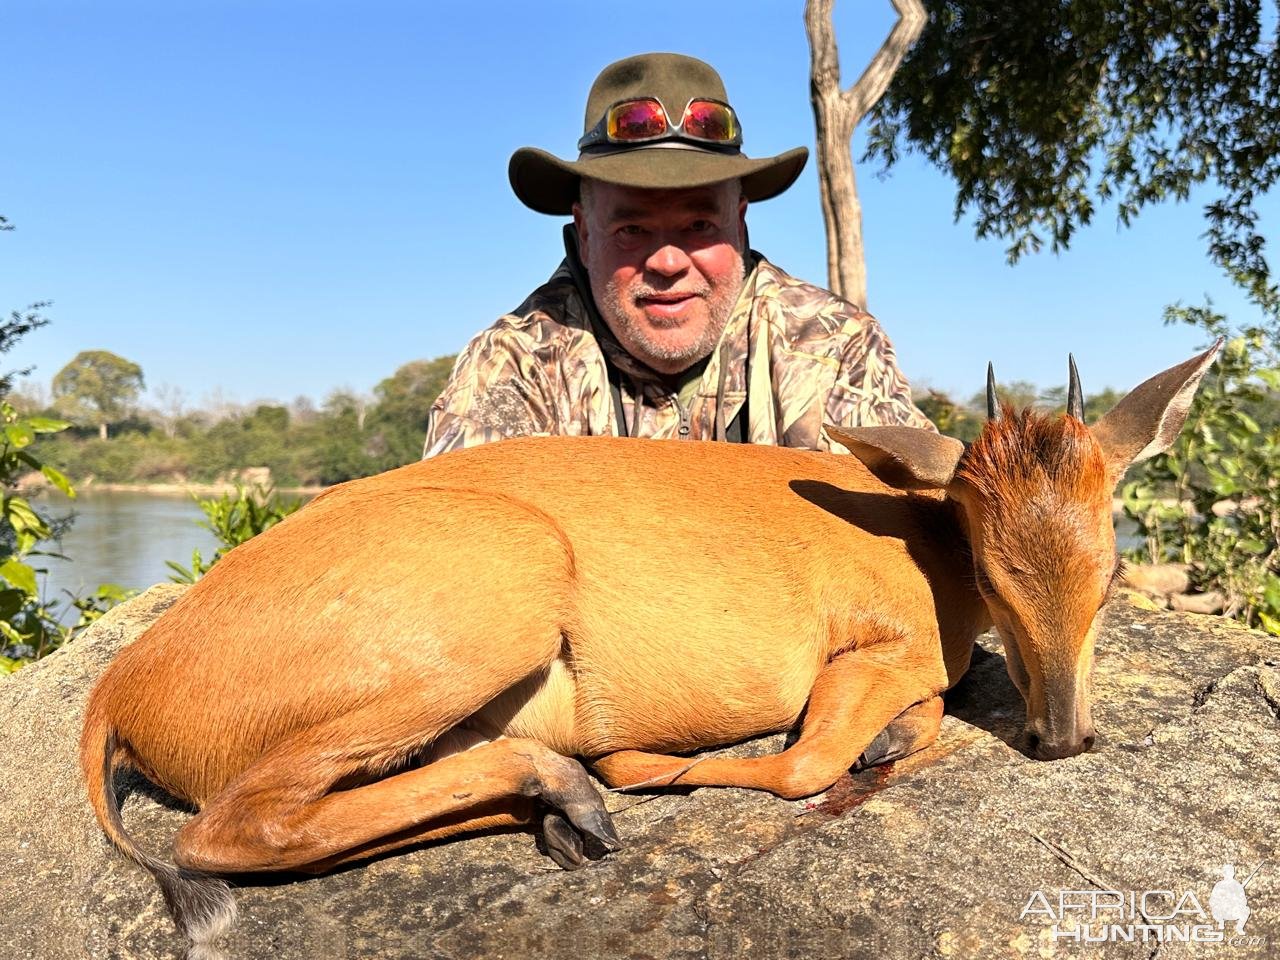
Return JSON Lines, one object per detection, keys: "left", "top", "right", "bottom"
{"left": 510, "top": 52, "right": 809, "bottom": 215}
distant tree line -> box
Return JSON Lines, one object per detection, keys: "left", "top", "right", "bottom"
{"left": 22, "top": 354, "right": 456, "bottom": 488}
{"left": 914, "top": 378, "right": 1123, "bottom": 444}
{"left": 27, "top": 343, "right": 1151, "bottom": 487}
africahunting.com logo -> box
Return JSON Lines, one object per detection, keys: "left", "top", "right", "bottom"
{"left": 1021, "top": 862, "right": 1267, "bottom": 946}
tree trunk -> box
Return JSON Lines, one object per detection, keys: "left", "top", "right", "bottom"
{"left": 804, "top": 0, "right": 926, "bottom": 312}
{"left": 98, "top": 421, "right": 108, "bottom": 441}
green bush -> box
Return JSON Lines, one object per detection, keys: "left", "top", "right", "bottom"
{"left": 0, "top": 399, "right": 134, "bottom": 672}
{"left": 1121, "top": 306, "right": 1280, "bottom": 635}
{"left": 166, "top": 484, "right": 304, "bottom": 583}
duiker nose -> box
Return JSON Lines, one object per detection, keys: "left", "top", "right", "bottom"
{"left": 1025, "top": 728, "right": 1098, "bottom": 761}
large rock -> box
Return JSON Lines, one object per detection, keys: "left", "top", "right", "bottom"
{"left": 1122, "top": 563, "right": 1192, "bottom": 598}
{"left": 1, "top": 585, "right": 1277, "bottom": 959}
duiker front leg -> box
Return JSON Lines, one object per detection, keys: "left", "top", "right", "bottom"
{"left": 592, "top": 644, "right": 943, "bottom": 800}
{"left": 853, "top": 695, "right": 944, "bottom": 770}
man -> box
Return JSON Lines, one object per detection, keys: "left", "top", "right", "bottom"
{"left": 423, "top": 52, "right": 931, "bottom": 458}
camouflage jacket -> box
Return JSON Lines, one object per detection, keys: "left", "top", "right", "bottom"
{"left": 423, "top": 233, "right": 932, "bottom": 458}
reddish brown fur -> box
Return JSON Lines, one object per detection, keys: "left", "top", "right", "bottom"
{"left": 957, "top": 407, "right": 1115, "bottom": 628}
{"left": 79, "top": 346, "right": 1219, "bottom": 954}
{"left": 81, "top": 439, "right": 989, "bottom": 877}
{"left": 951, "top": 407, "right": 1116, "bottom": 753}
{"left": 958, "top": 404, "right": 1109, "bottom": 501}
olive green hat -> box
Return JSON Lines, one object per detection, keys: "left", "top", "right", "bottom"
{"left": 509, "top": 52, "right": 809, "bottom": 215}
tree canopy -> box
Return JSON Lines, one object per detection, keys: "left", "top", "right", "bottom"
{"left": 368, "top": 356, "right": 455, "bottom": 466}
{"left": 866, "top": 0, "right": 1280, "bottom": 325}
{"left": 52, "top": 350, "right": 145, "bottom": 440}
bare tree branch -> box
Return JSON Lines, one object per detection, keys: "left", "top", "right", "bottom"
{"left": 847, "top": 0, "right": 926, "bottom": 122}
{"left": 805, "top": 0, "right": 925, "bottom": 309}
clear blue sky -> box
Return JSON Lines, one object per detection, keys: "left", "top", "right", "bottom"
{"left": 1, "top": 0, "right": 1271, "bottom": 413}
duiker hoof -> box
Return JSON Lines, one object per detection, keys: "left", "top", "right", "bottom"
{"left": 540, "top": 809, "right": 621, "bottom": 870}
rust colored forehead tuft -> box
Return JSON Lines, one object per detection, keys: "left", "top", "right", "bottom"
{"left": 957, "top": 405, "right": 1108, "bottom": 502}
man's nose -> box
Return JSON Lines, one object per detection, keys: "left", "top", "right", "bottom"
{"left": 645, "top": 243, "right": 692, "bottom": 277}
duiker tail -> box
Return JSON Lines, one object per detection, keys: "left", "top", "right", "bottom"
{"left": 80, "top": 701, "right": 237, "bottom": 959}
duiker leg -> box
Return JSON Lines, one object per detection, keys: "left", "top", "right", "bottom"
{"left": 174, "top": 727, "right": 619, "bottom": 874}
{"left": 291, "top": 728, "right": 535, "bottom": 874}
{"left": 296, "top": 801, "right": 540, "bottom": 874}
{"left": 291, "top": 729, "right": 605, "bottom": 873}
{"left": 853, "top": 696, "right": 943, "bottom": 770}
{"left": 593, "top": 645, "right": 941, "bottom": 800}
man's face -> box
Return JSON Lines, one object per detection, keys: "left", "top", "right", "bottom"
{"left": 573, "top": 180, "right": 748, "bottom": 376}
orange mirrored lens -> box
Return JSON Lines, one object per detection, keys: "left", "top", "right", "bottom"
{"left": 607, "top": 99, "right": 668, "bottom": 141}
{"left": 682, "top": 100, "right": 736, "bottom": 142}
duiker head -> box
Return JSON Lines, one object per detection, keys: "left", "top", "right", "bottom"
{"left": 828, "top": 343, "right": 1220, "bottom": 761}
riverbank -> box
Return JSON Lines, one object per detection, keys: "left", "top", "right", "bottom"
{"left": 70, "top": 479, "right": 326, "bottom": 496}
{"left": 20, "top": 473, "right": 326, "bottom": 497}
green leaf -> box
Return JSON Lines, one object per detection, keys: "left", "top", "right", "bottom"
{"left": 1210, "top": 477, "right": 1239, "bottom": 496}
{"left": 1236, "top": 412, "right": 1261, "bottom": 434}
{"left": 25, "top": 417, "right": 71, "bottom": 433}
{"left": 1263, "top": 577, "right": 1280, "bottom": 611}
{"left": 93, "top": 583, "right": 134, "bottom": 602}
{"left": 0, "top": 558, "right": 38, "bottom": 595}
{"left": 165, "top": 560, "right": 195, "bottom": 584}
{"left": 0, "top": 588, "right": 26, "bottom": 620}
{"left": 3, "top": 423, "right": 34, "bottom": 448}
{"left": 40, "top": 465, "right": 75, "bottom": 497}
{"left": 4, "top": 496, "right": 50, "bottom": 544}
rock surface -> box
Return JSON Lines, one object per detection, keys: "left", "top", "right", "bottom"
{"left": 1169, "top": 590, "right": 1227, "bottom": 615}
{"left": 2, "top": 584, "right": 1277, "bottom": 959}
{"left": 1122, "top": 563, "right": 1192, "bottom": 598}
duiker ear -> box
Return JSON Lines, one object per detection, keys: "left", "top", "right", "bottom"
{"left": 825, "top": 425, "right": 966, "bottom": 491}
{"left": 1091, "top": 339, "right": 1222, "bottom": 473}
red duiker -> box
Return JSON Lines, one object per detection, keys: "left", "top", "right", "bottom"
{"left": 80, "top": 344, "right": 1218, "bottom": 957}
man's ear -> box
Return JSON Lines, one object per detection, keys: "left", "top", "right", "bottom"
{"left": 825, "top": 425, "right": 965, "bottom": 491}
{"left": 1090, "top": 339, "right": 1222, "bottom": 477}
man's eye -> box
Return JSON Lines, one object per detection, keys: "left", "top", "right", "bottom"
{"left": 689, "top": 219, "right": 715, "bottom": 233}
{"left": 618, "top": 225, "right": 645, "bottom": 236}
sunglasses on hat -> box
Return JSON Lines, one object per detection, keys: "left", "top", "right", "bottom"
{"left": 577, "top": 97, "right": 742, "bottom": 152}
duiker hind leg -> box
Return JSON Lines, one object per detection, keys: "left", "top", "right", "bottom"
{"left": 169, "top": 486, "right": 607, "bottom": 874}
{"left": 290, "top": 727, "right": 552, "bottom": 875}
{"left": 295, "top": 801, "right": 539, "bottom": 875}
{"left": 173, "top": 718, "right": 619, "bottom": 874}
{"left": 592, "top": 641, "right": 943, "bottom": 800}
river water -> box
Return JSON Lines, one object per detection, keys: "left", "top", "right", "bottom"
{"left": 36, "top": 490, "right": 224, "bottom": 618}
